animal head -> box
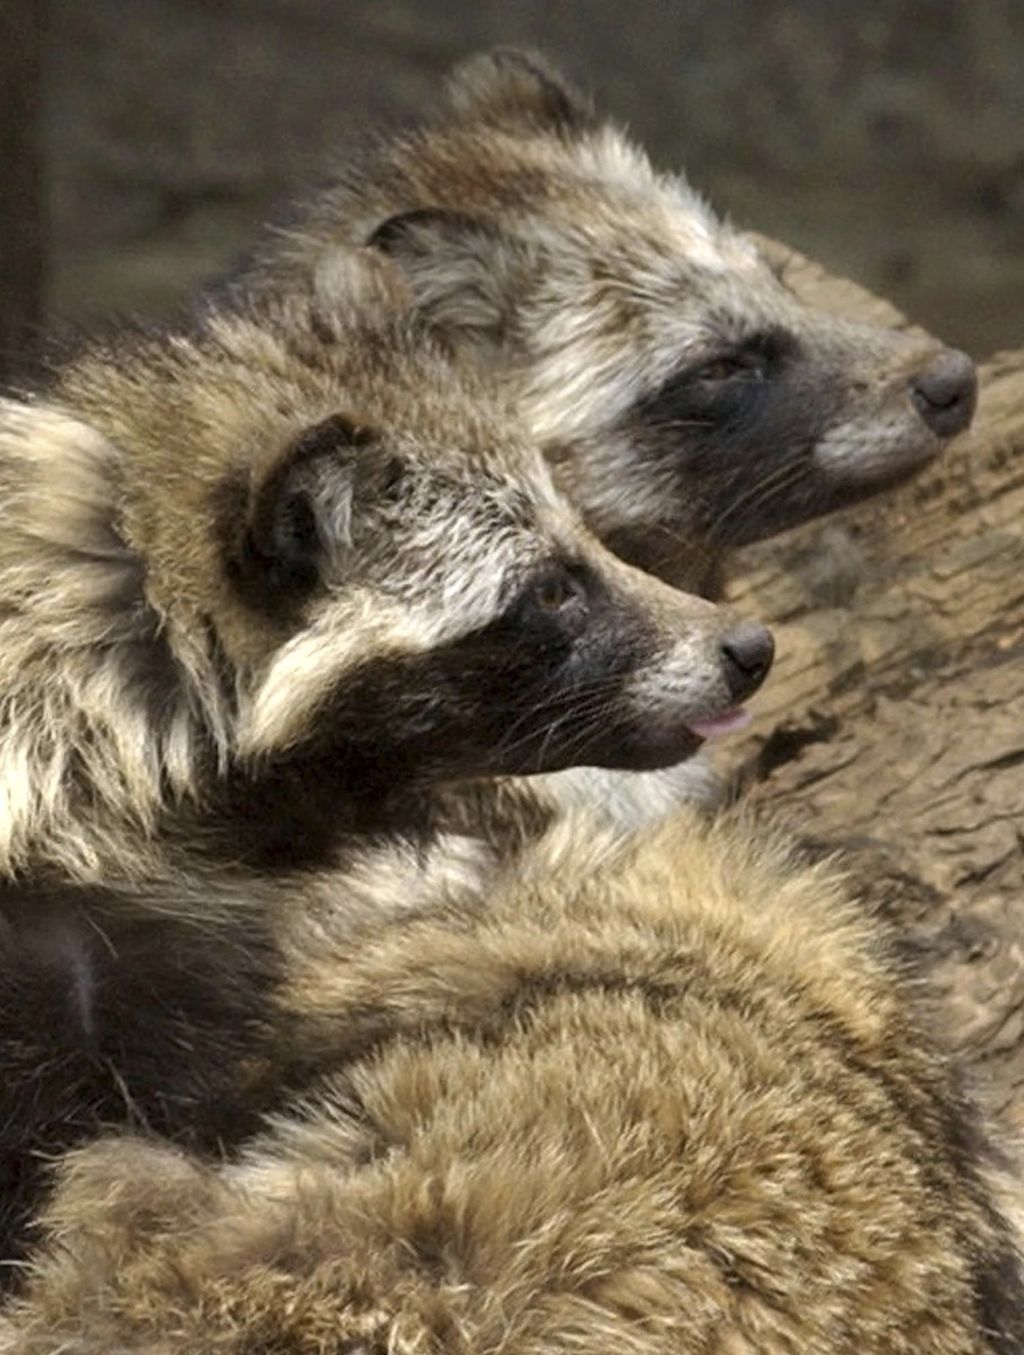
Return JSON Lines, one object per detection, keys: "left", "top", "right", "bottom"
{"left": 0, "top": 250, "right": 770, "bottom": 878}
{"left": 257, "top": 49, "right": 977, "bottom": 593}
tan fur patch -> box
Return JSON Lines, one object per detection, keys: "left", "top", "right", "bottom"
{"left": 5, "top": 810, "right": 1022, "bottom": 1352}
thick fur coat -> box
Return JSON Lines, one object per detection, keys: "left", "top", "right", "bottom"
{"left": 0, "top": 250, "right": 760, "bottom": 1276}
{"left": 4, "top": 810, "right": 1022, "bottom": 1353}
{"left": 246, "top": 49, "right": 976, "bottom": 594}
{"left": 0, "top": 51, "right": 995, "bottom": 1338}
{"left": 237, "top": 48, "right": 978, "bottom": 828}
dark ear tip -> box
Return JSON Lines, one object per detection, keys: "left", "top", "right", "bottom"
{"left": 366, "top": 209, "right": 442, "bottom": 253}
{"left": 473, "top": 47, "right": 560, "bottom": 74}
{"left": 453, "top": 47, "right": 568, "bottom": 88}
{"left": 446, "top": 47, "right": 595, "bottom": 135}
{"left": 242, "top": 414, "right": 369, "bottom": 586}
{"left": 365, "top": 208, "right": 490, "bottom": 256}
{"left": 290, "top": 413, "right": 372, "bottom": 462}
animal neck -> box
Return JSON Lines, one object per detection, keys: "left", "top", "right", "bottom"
{"left": 181, "top": 747, "right": 445, "bottom": 878}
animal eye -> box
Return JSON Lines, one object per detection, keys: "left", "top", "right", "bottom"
{"left": 530, "top": 567, "right": 583, "bottom": 613}
{"left": 695, "top": 354, "right": 766, "bottom": 383}
{"left": 534, "top": 574, "right": 573, "bottom": 611}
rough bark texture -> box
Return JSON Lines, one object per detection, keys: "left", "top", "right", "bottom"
{"left": 719, "top": 240, "right": 1024, "bottom": 1120}
{"left": 0, "top": 0, "right": 47, "bottom": 383}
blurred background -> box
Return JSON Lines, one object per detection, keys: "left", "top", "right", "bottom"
{"left": 3, "top": 0, "right": 1023, "bottom": 380}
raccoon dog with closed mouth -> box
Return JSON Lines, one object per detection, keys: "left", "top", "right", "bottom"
{"left": 0, "top": 249, "right": 769, "bottom": 1278}
{"left": 245, "top": 48, "right": 977, "bottom": 591}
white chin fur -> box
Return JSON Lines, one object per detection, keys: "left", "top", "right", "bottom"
{"left": 533, "top": 755, "right": 724, "bottom": 834}
{"left": 813, "top": 419, "right": 937, "bottom": 483}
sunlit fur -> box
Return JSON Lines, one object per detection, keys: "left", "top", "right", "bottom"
{"left": 0, "top": 250, "right": 761, "bottom": 1277}
{"left": 236, "top": 48, "right": 976, "bottom": 829}
{"left": 5, "top": 809, "right": 1022, "bottom": 1353}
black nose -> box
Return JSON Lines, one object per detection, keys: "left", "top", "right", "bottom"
{"left": 909, "top": 349, "right": 977, "bottom": 439}
{"left": 720, "top": 622, "right": 775, "bottom": 703}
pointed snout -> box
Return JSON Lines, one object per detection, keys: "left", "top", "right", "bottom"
{"left": 909, "top": 349, "right": 977, "bottom": 440}
{"left": 720, "top": 621, "right": 774, "bottom": 703}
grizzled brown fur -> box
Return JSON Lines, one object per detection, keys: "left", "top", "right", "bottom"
{"left": 0, "top": 51, "right": 990, "bottom": 1328}
{"left": 237, "top": 48, "right": 978, "bottom": 826}
{"left": 245, "top": 48, "right": 977, "bottom": 596}
{"left": 0, "top": 249, "right": 759, "bottom": 1279}
{"left": 4, "top": 810, "right": 1022, "bottom": 1352}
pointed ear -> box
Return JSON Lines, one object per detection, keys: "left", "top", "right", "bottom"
{"left": 445, "top": 48, "right": 596, "bottom": 137}
{"left": 364, "top": 209, "right": 535, "bottom": 350}
{"left": 240, "top": 414, "right": 374, "bottom": 602}
{"left": 309, "top": 246, "right": 411, "bottom": 343}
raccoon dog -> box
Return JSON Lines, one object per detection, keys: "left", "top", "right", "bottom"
{"left": 246, "top": 48, "right": 977, "bottom": 596}
{"left": 0, "top": 250, "right": 771, "bottom": 1277}
{"left": 5, "top": 808, "right": 1022, "bottom": 1354}
{"left": 237, "top": 48, "right": 978, "bottom": 822}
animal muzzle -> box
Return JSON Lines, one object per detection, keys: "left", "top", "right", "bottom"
{"left": 908, "top": 348, "right": 977, "bottom": 439}
{"left": 719, "top": 620, "right": 775, "bottom": 703}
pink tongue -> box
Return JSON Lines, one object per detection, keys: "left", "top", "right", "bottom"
{"left": 689, "top": 707, "right": 752, "bottom": 739}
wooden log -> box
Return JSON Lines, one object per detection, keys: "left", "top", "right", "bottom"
{"left": 720, "top": 237, "right": 1024, "bottom": 1117}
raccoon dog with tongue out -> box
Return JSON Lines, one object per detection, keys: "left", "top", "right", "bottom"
{"left": 239, "top": 46, "right": 978, "bottom": 827}
{"left": 0, "top": 248, "right": 768, "bottom": 1277}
